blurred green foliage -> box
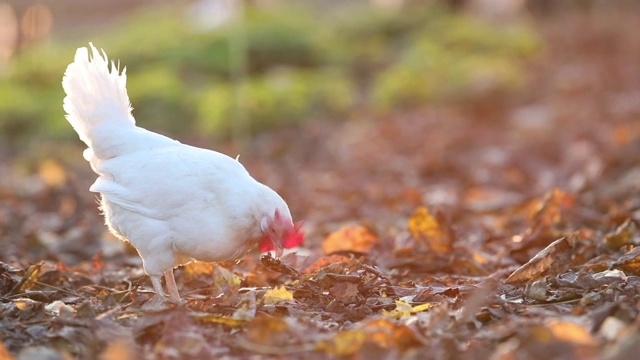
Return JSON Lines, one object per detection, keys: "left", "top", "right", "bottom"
{"left": 0, "top": 2, "right": 541, "bottom": 147}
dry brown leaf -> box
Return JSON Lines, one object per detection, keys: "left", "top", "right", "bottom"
{"left": 529, "top": 189, "right": 576, "bottom": 227}
{"left": 506, "top": 237, "right": 573, "bottom": 284}
{"left": 612, "top": 246, "right": 640, "bottom": 275}
{"left": 604, "top": 219, "right": 636, "bottom": 250}
{"left": 321, "top": 225, "right": 378, "bottom": 254}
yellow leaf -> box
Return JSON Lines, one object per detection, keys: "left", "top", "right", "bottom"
{"left": 263, "top": 285, "right": 294, "bottom": 304}
{"left": 211, "top": 265, "right": 242, "bottom": 289}
{"left": 407, "top": 206, "right": 452, "bottom": 253}
{"left": 194, "top": 314, "right": 249, "bottom": 327}
{"left": 383, "top": 300, "right": 431, "bottom": 318}
{"left": 408, "top": 206, "right": 441, "bottom": 238}
{"left": 411, "top": 303, "right": 431, "bottom": 313}
{"left": 12, "top": 262, "right": 42, "bottom": 294}
{"left": 316, "top": 330, "right": 366, "bottom": 356}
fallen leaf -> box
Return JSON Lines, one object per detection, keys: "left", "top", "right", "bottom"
{"left": 260, "top": 254, "right": 300, "bottom": 276}
{"left": 183, "top": 261, "right": 215, "bottom": 282}
{"left": 408, "top": 206, "right": 441, "bottom": 239}
{"left": 211, "top": 264, "right": 242, "bottom": 289}
{"left": 100, "top": 340, "right": 135, "bottom": 360}
{"left": 383, "top": 299, "right": 431, "bottom": 318}
{"left": 245, "top": 315, "right": 290, "bottom": 346}
{"left": 547, "top": 320, "right": 594, "bottom": 345}
{"left": 529, "top": 189, "right": 576, "bottom": 227}
{"left": 303, "top": 255, "right": 353, "bottom": 274}
{"left": 316, "top": 330, "right": 366, "bottom": 356}
{"left": 10, "top": 262, "right": 43, "bottom": 295}
{"left": 362, "top": 319, "right": 420, "bottom": 350}
{"left": 408, "top": 206, "right": 452, "bottom": 253}
{"left": 0, "top": 341, "right": 14, "bottom": 360}
{"left": 612, "top": 246, "right": 640, "bottom": 275}
{"left": 194, "top": 314, "right": 249, "bottom": 327}
{"left": 506, "top": 237, "right": 573, "bottom": 284}
{"left": 328, "top": 282, "right": 360, "bottom": 303}
{"left": 321, "top": 225, "right": 378, "bottom": 254}
{"left": 263, "top": 285, "right": 294, "bottom": 304}
{"left": 603, "top": 219, "right": 636, "bottom": 250}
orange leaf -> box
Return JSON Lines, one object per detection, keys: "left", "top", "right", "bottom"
{"left": 0, "top": 341, "right": 14, "bottom": 360}
{"left": 547, "top": 321, "right": 594, "bottom": 345}
{"left": 529, "top": 188, "right": 575, "bottom": 227}
{"left": 101, "top": 340, "right": 135, "bottom": 360}
{"left": 303, "top": 254, "right": 353, "bottom": 274}
{"left": 362, "top": 319, "right": 420, "bottom": 351}
{"left": 321, "top": 226, "right": 378, "bottom": 254}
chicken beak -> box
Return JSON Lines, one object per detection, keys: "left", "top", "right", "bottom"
{"left": 273, "top": 239, "right": 284, "bottom": 258}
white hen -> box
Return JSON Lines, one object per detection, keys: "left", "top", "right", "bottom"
{"left": 62, "top": 44, "right": 303, "bottom": 301}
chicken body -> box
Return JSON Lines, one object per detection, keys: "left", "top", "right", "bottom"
{"left": 62, "top": 44, "right": 302, "bottom": 301}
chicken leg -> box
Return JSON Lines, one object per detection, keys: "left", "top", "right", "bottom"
{"left": 149, "top": 270, "right": 181, "bottom": 302}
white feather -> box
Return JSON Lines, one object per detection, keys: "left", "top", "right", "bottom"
{"left": 62, "top": 44, "right": 296, "bottom": 301}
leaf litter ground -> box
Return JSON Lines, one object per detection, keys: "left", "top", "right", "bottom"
{"left": 2, "top": 9, "right": 640, "bottom": 360}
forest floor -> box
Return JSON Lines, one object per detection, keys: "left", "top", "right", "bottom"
{"left": 2, "top": 8, "right": 640, "bottom": 360}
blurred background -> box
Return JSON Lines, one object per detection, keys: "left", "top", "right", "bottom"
{"left": 0, "top": 0, "right": 552, "bottom": 156}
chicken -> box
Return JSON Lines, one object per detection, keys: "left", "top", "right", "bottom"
{"left": 62, "top": 44, "right": 303, "bottom": 301}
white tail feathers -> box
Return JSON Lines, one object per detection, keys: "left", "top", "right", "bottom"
{"left": 62, "top": 44, "right": 135, "bottom": 149}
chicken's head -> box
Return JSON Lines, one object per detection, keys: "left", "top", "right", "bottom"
{"left": 259, "top": 209, "right": 304, "bottom": 257}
